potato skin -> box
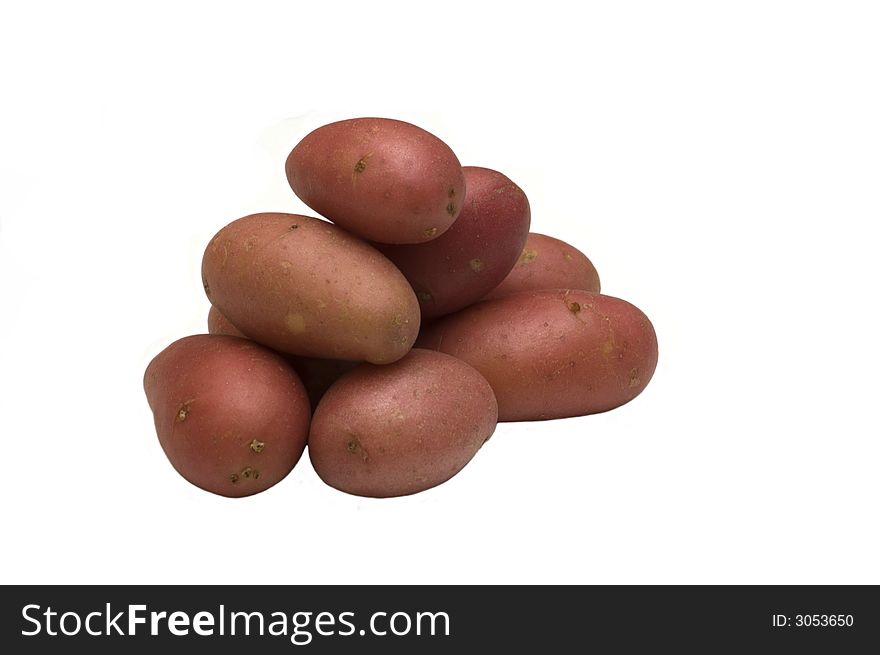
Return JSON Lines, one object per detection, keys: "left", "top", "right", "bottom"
{"left": 484, "top": 233, "right": 601, "bottom": 300}
{"left": 201, "top": 213, "right": 420, "bottom": 364}
{"left": 143, "top": 334, "right": 310, "bottom": 497}
{"left": 285, "top": 118, "right": 465, "bottom": 244}
{"left": 206, "top": 304, "right": 358, "bottom": 408}
{"left": 416, "top": 291, "right": 657, "bottom": 421}
{"left": 377, "top": 166, "right": 531, "bottom": 319}
{"left": 207, "top": 304, "right": 246, "bottom": 338}
{"left": 308, "top": 349, "right": 497, "bottom": 498}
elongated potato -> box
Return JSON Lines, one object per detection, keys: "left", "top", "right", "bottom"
{"left": 202, "top": 213, "right": 420, "bottom": 364}
{"left": 308, "top": 349, "right": 497, "bottom": 498}
{"left": 417, "top": 291, "right": 657, "bottom": 421}
{"left": 377, "top": 166, "right": 531, "bottom": 319}
{"left": 285, "top": 118, "right": 465, "bottom": 244}
{"left": 143, "top": 334, "right": 311, "bottom": 497}
{"left": 484, "top": 232, "right": 601, "bottom": 300}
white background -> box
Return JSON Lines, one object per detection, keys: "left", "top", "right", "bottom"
{"left": 1, "top": 1, "right": 878, "bottom": 584}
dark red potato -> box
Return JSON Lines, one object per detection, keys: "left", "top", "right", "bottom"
{"left": 484, "top": 232, "right": 601, "bottom": 300}
{"left": 377, "top": 166, "right": 531, "bottom": 319}
{"left": 143, "top": 334, "right": 311, "bottom": 497}
{"left": 285, "top": 118, "right": 465, "bottom": 244}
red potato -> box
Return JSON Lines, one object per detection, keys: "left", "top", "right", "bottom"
{"left": 308, "top": 349, "right": 497, "bottom": 498}
{"left": 484, "top": 232, "right": 601, "bottom": 300}
{"left": 417, "top": 290, "right": 658, "bottom": 421}
{"left": 377, "top": 166, "right": 531, "bottom": 319}
{"left": 143, "top": 335, "right": 311, "bottom": 497}
{"left": 285, "top": 118, "right": 465, "bottom": 244}
{"left": 202, "top": 213, "right": 420, "bottom": 364}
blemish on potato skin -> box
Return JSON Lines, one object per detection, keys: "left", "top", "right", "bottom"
{"left": 231, "top": 466, "right": 260, "bottom": 483}
{"left": 629, "top": 367, "right": 641, "bottom": 388}
{"left": 567, "top": 301, "right": 582, "bottom": 315}
{"left": 353, "top": 152, "right": 373, "bottom": 177}
{"left": 416, "top": 290, "right": 433, "bottom": 304}
{"left": 346, "top": 435, "right": 369, "bottom": 462}
{"left": 249, "top": 439, "right": 265, "bottom": 453}
{"left": 469, "top": 258, "right": 484, "bottom": 272}
{"left": 202, "top": 277, "right": 211, "bottom": 297}
{"left": 288, "top": 223, "right": 300, "bottom": 231}
{"left": 519, "top": 249, "right": 538, "bottom": 265}
{"left": 423, "top": 227, "right": 438, "bottom": 239}
{"left": 446, "top": 202, "right": 456, "bottom": 216}
{"left": 448, "top": 188, "right": 455, "bottom": 198}
{"left": 176, "top": 400, "right": 194, "bottom": 422}
{"left": 285, "top": 311, "right": 306, "bottom": 334}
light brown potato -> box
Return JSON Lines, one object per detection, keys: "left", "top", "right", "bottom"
{"left": 417, "top": 291, "right": 657, "bottom": 421}
{"left": 201, "top": 213, "right": 420, "bottom": 364}
{"left": 308, "top": 349, "right": 497, "bottom": 498}
{"left": 285, "top": 118, "right": 465, "bottom": 244}
{"left": 377, "top": 166, "right": 531, "bottom": 319}
{"left": 143, "top": 334, "right": 311, "bottom": 497}
{"left": 484, "top": 232, "right": 600, "bottom": 300}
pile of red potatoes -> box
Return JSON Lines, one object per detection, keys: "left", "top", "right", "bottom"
{"left": 144, "top": 118, "right": 659, "bottom": 499}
